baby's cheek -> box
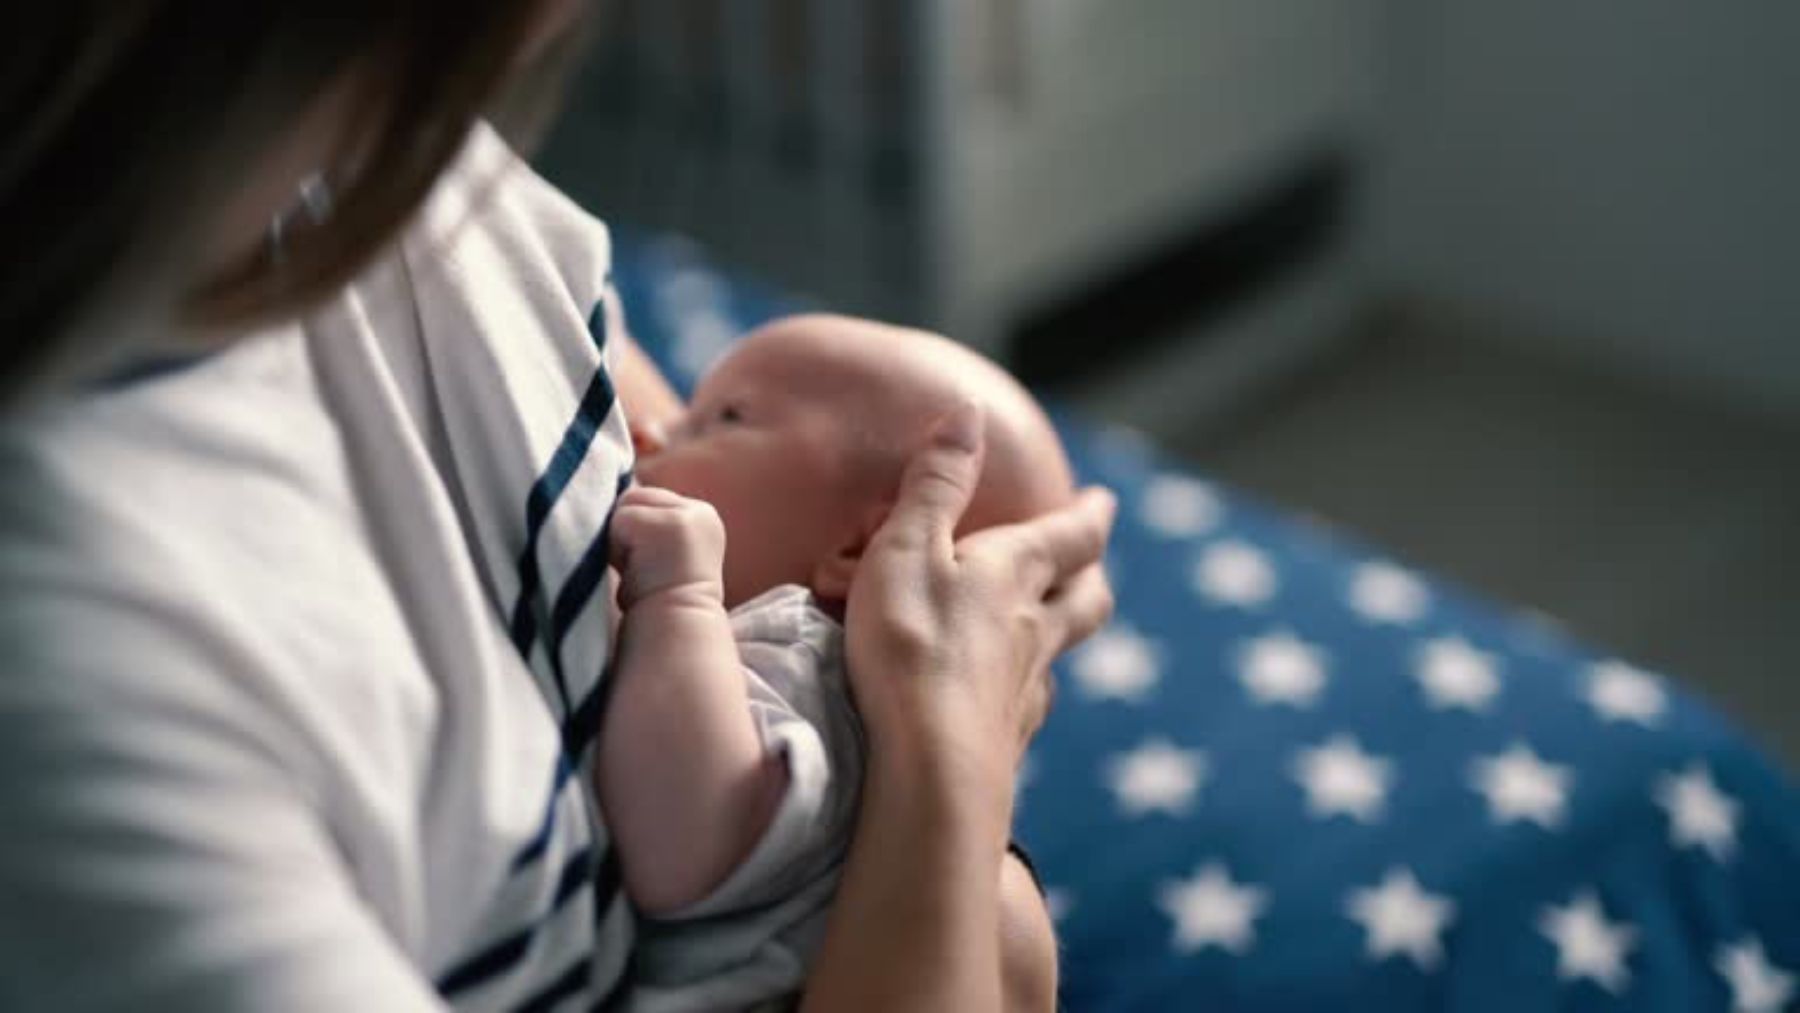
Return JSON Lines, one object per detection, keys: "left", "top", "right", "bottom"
{"left": 633, "top": 453, "right": 699, "bottom": 496}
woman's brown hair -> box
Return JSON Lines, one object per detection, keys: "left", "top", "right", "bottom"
{"left": 1, "top": 4, "right": 589, "bottom": 399}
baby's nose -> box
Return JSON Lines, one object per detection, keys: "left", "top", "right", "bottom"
{"left": 629, "top": 418, "right": 668, "bottom": 458}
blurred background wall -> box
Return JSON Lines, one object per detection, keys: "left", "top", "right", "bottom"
{"left": 1372, "top": 0, "right": 1800, "bottom": 422}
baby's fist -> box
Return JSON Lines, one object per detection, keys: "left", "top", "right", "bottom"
{"left": 609, "top": 485, "right": 727, "bottom": 610}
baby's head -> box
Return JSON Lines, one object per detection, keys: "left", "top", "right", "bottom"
{"left": 636, "top": 314, "right": 1074, "bottom": 608}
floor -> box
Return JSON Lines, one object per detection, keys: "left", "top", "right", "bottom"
{"left": 1157, "top": 313, "right": 1800, "bottom": 767}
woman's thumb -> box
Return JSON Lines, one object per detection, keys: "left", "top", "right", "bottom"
{"left": 882, "top": 400, "right": 985, "bottom": 555}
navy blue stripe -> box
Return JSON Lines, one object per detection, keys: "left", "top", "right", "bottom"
{"left": 91, "top": 350, "right": 214, "bottom": 390}
{"left": 547, "top": 469, "right": 633, "bottom": 683}
{"left": 553, "top": 845, "right": 597, "bottom": 909}
{"left": 511, "top": 752, "right": 581, "bottom": 871}
{"left": 507, "top": 364, "right": 617, "bottom": 655}
{"left": 508, "top": 374, "right": 618, "bottom": 715}
{"left": 438, "top": 927, "right": 531, "bottom": 997}
{"left": 560, "top": 652, "right": 623, "bottom": 764}
{"left": 457, "top": 295, "right": 625, "bottom": 1010}
{"left": 591, "top": 845, "right": 623, "bottom": 926}
{"left": 505, "top": 294, "right": 618, "bottom": 694}
{"left": 589, "top": 963, "right": 631, "bottom": 1013}
{"left": 439, "top": 847, "right": 598, "bottom": 997}
{"left": 588, "top": 939, "right": 635, "bottom": 1013}
{"left": 514, "top": 478, "right": 633, "bottom": 867}
{"left": 582, "top": 850, "right": 631, "bottom": 1013}
{"left": 513, "top": 955, "right": 592, "bottom": 1013}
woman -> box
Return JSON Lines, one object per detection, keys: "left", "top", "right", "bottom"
{"left": 0, "top": 5, "right": 1115, "bottom": 1011}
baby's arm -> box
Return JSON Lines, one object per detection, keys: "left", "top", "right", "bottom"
{"left": 596, "top": 485, "right": 788, "bottom": 915}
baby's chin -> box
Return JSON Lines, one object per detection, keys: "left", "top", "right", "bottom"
{"left": 630, "top": 466, "right": 683, "bottom": 496}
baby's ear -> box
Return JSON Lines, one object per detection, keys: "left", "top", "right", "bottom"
{"left": 810, "top": 499, "right": 894, "bottom": 600}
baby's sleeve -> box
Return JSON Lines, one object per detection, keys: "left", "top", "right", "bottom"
{"left": 659, "top": 589, "right": 864, "bottom": 921}
{"left": 624, "top": 590, "right": 862, "bottom": 1005}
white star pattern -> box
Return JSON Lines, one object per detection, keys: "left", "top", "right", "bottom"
{"left": 1470, "top": 743, "right": 1572, "bottom": 829}
{"left": 1345, "top": 868, "right": 1456, "bottom": 970}
{"left": 1139, "top": 475, "right": 1222, "bottom": 538}
{"left": 1158, "top": 863, "right": 1269, "bottom": 955}
{"left": 1192, "top": 540, "right": 1278, "bottom": 607}
{"left": 1348, "top": 562, "right": 1430, "bottom": 625}
{"left": 1584, "top": 660, "right": 1668, "bottom": 727}
{"left": 1414, "top": 637, "right": 1503, "bottom": 712}
{"left": 1538, "top": 890, "right": 1637, "bottom": 994}
{"left": 1106, "top": 738, "right": 1207, "bottom": 817}
{"left": 1293, "top": 735, "right": 1394, "bottom": 823}
{"left": 1654, "top": 764, "right": 1740, "bottom": 862}
{"left": 1069, "top": 624, "right": 1162, "bottom": 703}
{"left": 1237, "top": 631, "right": 1329, "bottom": 708}
{"left": 1716, "top": 938, "right": 1796, "bottom": 1013}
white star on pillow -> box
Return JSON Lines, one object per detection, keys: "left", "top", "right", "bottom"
{"left": 1348, "top": 562, "right": 1430, "bottom": 625}
{"left": 1415, "top": 637, "right": 1502, "bottom": 712}
{"left": 1192, "top": 540, "right": 1278, "bottom": 607}
{"left": 1138, "top": 474, "right": 1221, "bottom": 538}
{"left": 1293, "top": 735, "right": 1393, "bottom": 823}
{"left": 1069, "top": 624, "right": 1163, "bottom": 703}
{"left": 1158, "top": 863, "right": 1269, "bottom": 955}
{"left": 1654, "top": 764, "right": 1740, "bottom": 862}
{"left": 1538, "top": 890, "right": 1637, "bottom": 994}
{"left": 1106, "top": 738, "right": 1207, "bottom": 817}
{"left": 1346, "top": 868, "right": 1456, "bottom": 970}
{"left": 1238, "top": 631, "right": 1329, "bottom": 708}
{"left": 1715, "top": 937, "right": 1795, "bottom": 1013}
{"left": 1584, "top": 660, "right": 1667, "bottom": 727}
{"left": 1470, "top": 743, "right": 1572, "bottom": 829}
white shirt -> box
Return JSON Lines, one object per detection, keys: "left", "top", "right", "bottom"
{"left": 0, "top": 125, "right": 634, "bottom": 1011}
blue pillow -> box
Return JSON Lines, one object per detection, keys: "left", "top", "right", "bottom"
{"left": 612, "top": 232, "right": 1800, "bottom": 1013}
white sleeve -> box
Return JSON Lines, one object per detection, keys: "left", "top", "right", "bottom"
{"left": 0, "top": 604, "right": 447, "bottom": 1012}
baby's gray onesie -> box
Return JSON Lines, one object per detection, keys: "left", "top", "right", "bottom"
{"left": 622, "top": 584, "right": 864, "bottom": 1012}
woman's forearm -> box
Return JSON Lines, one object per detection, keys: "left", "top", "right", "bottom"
{"left": 801, "top": 741, "right": 1014, "bottom": 1012}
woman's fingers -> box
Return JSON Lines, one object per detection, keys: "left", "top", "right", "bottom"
{"left": 966, "top": 485, "right": 1117, "bottom": 595}
{"left": 1045, "top": 563, "right": 1115, "bottom": 653}
{"left": 868, "top": 401, "right": 986, "bottom": 561}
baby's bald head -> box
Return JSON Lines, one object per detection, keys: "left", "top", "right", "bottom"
{"left": 738, "top": 314, "right": 1075, "bottom": 532}
{"left": 637, "top": 313, "right": 1075, "bottom": 606}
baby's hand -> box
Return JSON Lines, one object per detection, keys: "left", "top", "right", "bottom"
{"left": 609, "top": 485, "right": 727, "bottom": 611}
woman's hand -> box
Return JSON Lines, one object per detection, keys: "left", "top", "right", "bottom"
{"left": 843, "top": 401, "right": 1117, "bottom": 821}
{"left": 803, "top": 402, "right": 1111, "bottom": 1011}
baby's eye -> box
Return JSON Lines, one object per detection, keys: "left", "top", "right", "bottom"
{"left": 717, "top": 403, "right": 744, "bottom": 425}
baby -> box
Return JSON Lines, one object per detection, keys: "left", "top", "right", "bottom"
{"left": 596, "top": 314, "right": 1074, "bottom": 1010}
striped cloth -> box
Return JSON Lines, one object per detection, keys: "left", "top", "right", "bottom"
{"left": 0, "top": 125, "right": 636, "bottom": 1011}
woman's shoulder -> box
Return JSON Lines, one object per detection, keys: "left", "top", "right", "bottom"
{"left": 0, "top": 329, "right": 418, "bottom": 712}
{"left": 409, "top": 122, "right": 615, "bottom": 317}
{"left": 0, "top": 327, "right": 336, "bottom": 557}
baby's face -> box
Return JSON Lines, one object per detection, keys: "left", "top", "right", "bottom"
{"left": 634, "top": 314, "right": 1075, "bottom": 609}
{"left": 633, "top": 328, "right": 872, "bottom": 608}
